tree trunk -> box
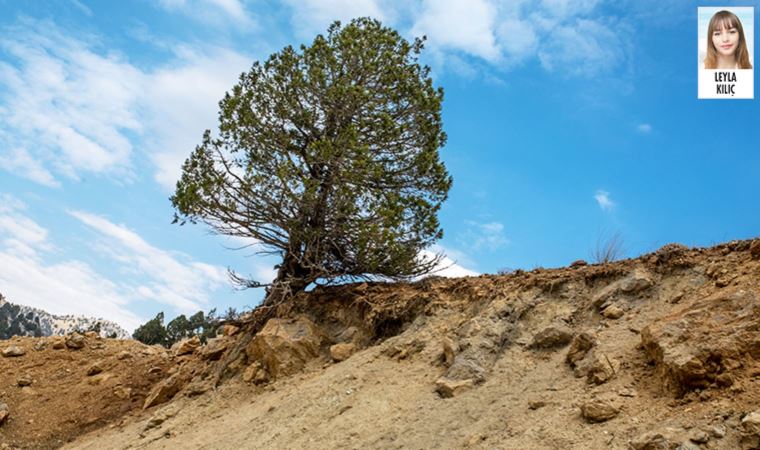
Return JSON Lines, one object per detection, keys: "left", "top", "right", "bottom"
{"left": 262, "top": 251, "right": 310, "bottom": 307}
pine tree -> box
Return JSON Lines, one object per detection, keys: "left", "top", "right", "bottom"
{"left": 172, "top": 18, "right": 451, "bottom": 304}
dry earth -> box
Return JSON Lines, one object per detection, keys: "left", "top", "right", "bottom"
{"left": 0, "top": 334, "right": 171, "bottom": 449}
{"left": 2, "top": 239, "right": 760, "bottom": 449}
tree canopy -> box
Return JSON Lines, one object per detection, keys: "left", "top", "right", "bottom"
{"left": 171, "top": 18, "right": 452, "bottom": 303}
{"left": 132, "top": 309, "right": 227, "bottom": 348}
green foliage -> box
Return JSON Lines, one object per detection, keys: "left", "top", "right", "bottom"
{"left": 171, "top": 18, "right": 452, "bottom": 299}
{"left": 132, "top": 312, "right": 167, "bottom": 346}
{"left": 132, "top": 309, "right": 231, "bottom": 348}
{"left": 165, "top": 314, "right": 190, "bottom": 345}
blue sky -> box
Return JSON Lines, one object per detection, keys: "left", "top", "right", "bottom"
{"left": 1, "top": 0, "right": 758, "bottom": 331}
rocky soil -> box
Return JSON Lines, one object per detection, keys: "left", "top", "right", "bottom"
{"left": 2, "top": 239, "right": 760, "bottom": 449}
{"left": 0, "top": 333, "right": 172, "bottom": 449}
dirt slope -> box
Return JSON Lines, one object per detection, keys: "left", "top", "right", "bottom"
{"left": 4, "top": 239, "right": 760, "bottom": 449}
{"left": 0, "top": 334, "right": 171, "bottom": 449}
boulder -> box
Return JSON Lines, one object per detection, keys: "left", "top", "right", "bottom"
{"left": 530, "top": 325, "right": 574, "bottom": 349}
{"left": 222, "top": 324, "right": 240, "bottom": 336}
{"left": 2, "top": 345, "right": 25, "bottom": 357}
{"left": 88, "top": 372, "right": 114, "bottom": 386}
{"left": 65, "top": 333, "right": 86, "bottom": 349}
{"left": 144, "top": 406, "right": 178, "bottom": 431}
{"left": 689, "top": 430, "right": 709, "bottom": 444}
{"left": 17, "top": 374, "right": 33, "bottom": 387}
{"left": 586, "top": 353, "right": 620, "bottom": 385}
{"left": 246, "top": 316, "right": 324, "bottom": 380}
{"left": 87, "top": 362, "right": 104, "bottom": 376}
{"left": 199, "top": 338, "right": 228, "bottom": 361}
{"left": 566, "top": 331, "right": 596, "bottom": 367}
{"left": 0, "top": 403, "right": 8, "bottom": 426}
{"left": 172, "top": 336, "right": 201, "bottom": 356}
{"left": 435, "top": 377, "right": 474, "bottom": 398}
{"left": 592, "top": 268, "right": 654, "bottom": 307}
{"left": 528, "top": 400, "right": 546, "bottom": 410}
{"left": 336, "top": 326, "right": 359, "bottom": 343}
{"left": 710, "top": 425, "right": 726, "bottom": 439}
{"left": 242, "top": 361, "right": 268, "bottom": 385}
{"left": 117, "top": 350, "right": 132, "bottom": 360}
{"left": 749, "top": 239, "right": 760, "bottom": 259}
{"left": 20, "top": 386, "right": 36, "bottom": 396}
{"left": 113, "top": 386, "right": 132, "bottom": 400}
{"left": 51, "top": 338, "right": 66, "bottom": 350}
{"left": 641, "top": 289, "right": 760, "bottom": 395}
{"left": 602, "top": 305, "right": 625, "bottom": 319}
{"left": 330, "top": 343, "right": 357, "bottom": 362}
{"left": 619, "top": 268, "right": 655, "bottom": 293}
{"left": 742, "top": 410, "right": 760, "bottom": 435}
{"left": 570, "top": 259, "right": 588, "bottom": 268}
{"left": 629, "top": 432, "right": 675, "bottom": 450}
{"left": 441, "top": 337, "right": 458, "bottom": 366}
{"left": 33, "top": 340, "right": 48, "bottom": 351}
{"left": 184, "top": 380, "right": 212, "bottom": 397}
{"left": 444, "top": 357, "right": 487, "bottom": 384}
{"left": 143, "top": 373, "right": 186, "bottom": 409}
{"left": 580, "top": 400, "right": 619, "bottom": 423}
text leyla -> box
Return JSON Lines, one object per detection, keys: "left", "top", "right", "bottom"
{"left": 715, "top": 71, "right": 737, "bottom": 96}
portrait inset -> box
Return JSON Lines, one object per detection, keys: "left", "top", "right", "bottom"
{"left": 698, "top": 7, "right": 754, "bottom": 99}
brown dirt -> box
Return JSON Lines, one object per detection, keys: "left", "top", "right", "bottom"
{"left": 0, "top": 334, "right": 171, "bottom": 449}
{"left": 3, "top": 238, "right": 760, "bottom": 449}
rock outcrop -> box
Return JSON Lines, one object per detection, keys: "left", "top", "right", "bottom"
{"left": 641, "top": 288, "right": 760, "bottom": 395}
{"left": 245, "top": 316, "right": 324, "bottom": 380}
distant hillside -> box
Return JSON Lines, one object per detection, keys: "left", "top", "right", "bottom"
{"left": 0, "top": 293, "right": 130, "bottom": 339}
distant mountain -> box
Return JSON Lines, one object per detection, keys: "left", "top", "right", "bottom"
{"left": 0, "top": 293, "right": 130, "bottom": 339}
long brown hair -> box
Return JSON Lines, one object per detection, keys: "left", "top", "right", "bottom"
{"left": 704, "top": 10, "right": 752, "bottom": 69}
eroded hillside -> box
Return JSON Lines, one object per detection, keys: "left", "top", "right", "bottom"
{"left": 2, "top": 239, "right": 760, "bottom": 449}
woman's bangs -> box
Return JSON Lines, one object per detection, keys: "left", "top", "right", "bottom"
{"left": 713, "top": 14, "right": 738, "bottom": 32}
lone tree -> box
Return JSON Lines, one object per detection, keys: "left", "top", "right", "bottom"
{"left": 171, "top": 18, "right": 452, "bottom": 304}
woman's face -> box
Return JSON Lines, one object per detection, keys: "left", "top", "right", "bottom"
{"left": 712, "top": 25, "right": 739, "bottom": 57}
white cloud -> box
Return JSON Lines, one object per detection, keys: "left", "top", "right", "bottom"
{"left": 0, "top": 193, "right": 26, "bottom": 213}
{"left": 496, "top": 17, "right": 538, "bottom": 60}
{"left": 461, "top": 220, "right": 510, "bottom": 252}
{"left": 70, "top": 0, "right": 93, "bottom": 16}
{"left": 405, "top": 0, "right": 629, "bottom": 76}
{"left": 69, "top": 210, "right": 228, "bottom": 312}
{"left": 0, "top": 214, "right": 49, "bottom": 250}
{"left": 253, "top": 264, "right": 278, "bottom": 285}
{"left": 0, "top": 21, "right": 143, "bottom": 185}
{"left": 0, "top": 196, "right": 141, "bottom": 330}
{"left": 142, "top": 46, "right": 251, "bottom": 189}
{"left": 0, "top": 256, "right": 143, "bottom": 331}
{"left": 538, "top": 18, "right": 627, "bottom": 76}
{"left": 287, "top": 0, "right": 622, "bottom": 76}
{"left": 420, "top": 248, "right": 479, "bottom": 278}
{"left": 157, "top": 0, "right": 255, "bottom": 27}
{"left": 637, "top": 123, "right": 652, "bottom": 133}
{"left": 284, "top": 0, "right": 389, "bottom": 38}
{"left": 539, "top": 0, "right": 601, "bottom": 20}
{"left": 0, "top": 20, "right": 251, "bottom": 190}
{"left": 412, "top": 0, "right": 500, "bottom": 62}
{"left": 594, "top": 189, "right": 615, "bottom": 211}
{"left": 0, "top": 148, "right": 59, "bottom": 187}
